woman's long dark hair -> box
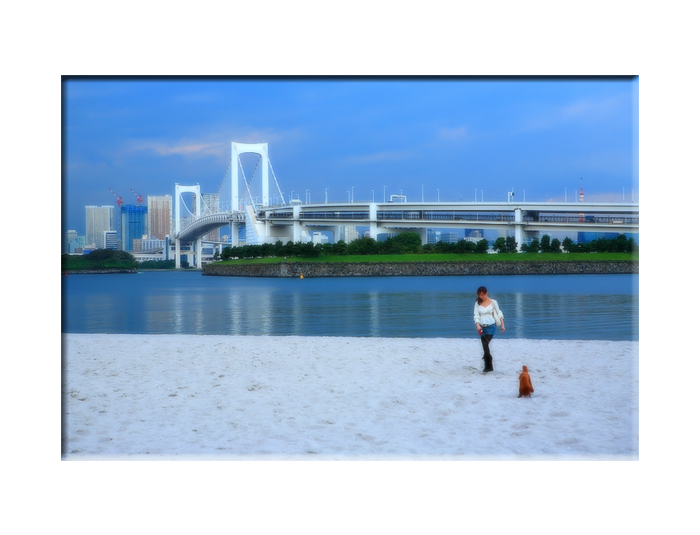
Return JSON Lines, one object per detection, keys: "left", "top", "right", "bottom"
{"left": 476, "top": 286, "right": 488, "bottom": 304}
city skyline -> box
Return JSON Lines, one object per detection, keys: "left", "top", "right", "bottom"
{"left": 63, "top": 76, "right": 639, "bottom": 235}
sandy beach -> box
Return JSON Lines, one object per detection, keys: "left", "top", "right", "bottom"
{"left": 62, "top": 333, "right": 638, "bottom": 459}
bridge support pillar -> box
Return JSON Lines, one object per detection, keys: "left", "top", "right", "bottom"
{"left": 175, "top": 238, "right": 181, "bottom": 269}
{"left": 292, "top": 204, "right": 303, "bottom": 242}
{"left": 416, "top": 227, "right": 428, "bottom": 245}
{"left": 196, "top": 238, "right": 203, "bottom": 269}
{"left": 369, "top": 203, "right": 378, "bottom": 240}
{"left": 514, "top": 209, "right": 523, "bottom": 250}
{"left": 231, "top": 223, "right": 239, "bottom": 247}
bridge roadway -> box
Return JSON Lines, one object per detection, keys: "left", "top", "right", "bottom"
{"left": 250, "top": 201, "right": 639, "bottom": 245}
{"left": 173, "top": 201, "right": 638, "bottom": 266}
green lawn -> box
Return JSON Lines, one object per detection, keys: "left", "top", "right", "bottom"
{"left": 217, "top": 252, "right": 638, "bottom": 265}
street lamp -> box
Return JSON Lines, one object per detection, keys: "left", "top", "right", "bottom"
{"left": 351, "top": 186, "right": 355, "bottom": 203}
{"left": 437, "top": 189, "right": 440, "bottom": 202}
{"left": 325, "top": 188, "right": 328, "bottom": 204}
{"left": 481, "top": 190, "right": 484, "bottom": 202}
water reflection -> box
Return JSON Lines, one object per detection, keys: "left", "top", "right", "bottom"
{"left": 63, "top": 272, "right": 638, "bottom": 341}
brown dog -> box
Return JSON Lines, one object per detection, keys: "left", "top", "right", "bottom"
{"left": 518, "top": 366, "right": 534, "bottom": 398}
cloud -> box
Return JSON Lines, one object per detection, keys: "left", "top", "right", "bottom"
{"left": 122, "top": 126, "right": 304, "bottom": 161}
{"left": 127, "top": 139, "right": 228, "bottom": 158}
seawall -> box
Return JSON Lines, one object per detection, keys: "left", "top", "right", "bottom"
{"left": 203, "top": 260, "right": 638, "bottom": 278}
{"left": 64, "top": 269, "right": 138, "bottom": 274}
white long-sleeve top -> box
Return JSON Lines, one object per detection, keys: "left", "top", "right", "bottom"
{"left": 473, "top": 299, "right": 504, "bottom": 326}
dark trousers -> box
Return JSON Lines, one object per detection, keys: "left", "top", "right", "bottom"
{"left": 480, "top": 334, "right": 494, "bottom": 359}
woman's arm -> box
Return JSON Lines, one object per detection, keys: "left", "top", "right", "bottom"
{"left": 493, "top": 300, "right": 506, "bottom": 332}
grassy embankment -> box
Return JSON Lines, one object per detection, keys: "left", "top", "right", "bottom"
{"left": 217, "top": 252, "right": 638, "bottom": 265}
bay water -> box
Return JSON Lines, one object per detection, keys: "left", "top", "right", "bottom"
{"left": 62, "top": 271, "right": 638, "bottom": 341}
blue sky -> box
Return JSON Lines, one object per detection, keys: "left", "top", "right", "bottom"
{"left": 63, "top": 76, "right": 638, "bottom": 235}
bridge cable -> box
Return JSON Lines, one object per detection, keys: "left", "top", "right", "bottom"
{"left": 267, "top": 156, "right": 286, "bottom": 205}
{"left": 214, "top": 158, "right": 232, "bottom": 213}
{"left": 235, "top": 150, "right": 257, "bottom": 212}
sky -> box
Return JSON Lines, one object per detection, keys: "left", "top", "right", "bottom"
{"left": 63, "top": 76, "right": 638, "bottom": 235}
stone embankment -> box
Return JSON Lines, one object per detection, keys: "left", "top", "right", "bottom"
{"left": 64, "top": 269, "right": 138, "bottom": 274}
{"left": 203, "top": 261, "right": 638, "bottom": 278}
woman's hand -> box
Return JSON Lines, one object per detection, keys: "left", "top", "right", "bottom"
{"left": 501, "top": 323, "right": 506, "bottom": 333}
{"left": 476, "top": 323, "right": 482, "bottom": 334}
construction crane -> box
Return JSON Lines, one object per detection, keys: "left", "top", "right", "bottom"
{"left": 130, "top": 188, "right": 143, "bottom": 205}
{"left": 108, "top": 188, "right": 123, "bottom": 208}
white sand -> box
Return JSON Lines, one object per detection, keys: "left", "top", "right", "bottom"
{"left": 62, "top": 333, "right": 638, "bottom": 459}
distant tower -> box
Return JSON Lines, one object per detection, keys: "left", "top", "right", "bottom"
{"left": 579, "top": 177, "right": 584, "bottom": 202}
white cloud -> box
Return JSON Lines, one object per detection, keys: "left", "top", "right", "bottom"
{"left": 122, "top": 126, "right": 305, "bottom": 161}
{"left": 128, "top": 140, "right": 227, "bottom": 158}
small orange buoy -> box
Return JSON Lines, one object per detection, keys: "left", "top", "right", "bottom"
{"left": 300, "top": 273, "right": 304, "bottom": 279}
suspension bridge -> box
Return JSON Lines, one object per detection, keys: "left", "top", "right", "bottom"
{"left": 170, "top": 142, "right": 640, "bottom": 269}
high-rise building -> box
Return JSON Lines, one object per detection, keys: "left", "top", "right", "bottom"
{"left": 65, "top": 230, "right": 78, "bottom": 253}
{"left": 147, "top": 195, "right": 172, "bottom": 240}
{"left": 104, "top": 230, "right": 118, "bottom": 250}
{"left": 120, "top": 205, "right": 148, "bottom": 252}
{"left": 338, "top": 225, "right": 358, "bottom": 243}
{"left": 85, "top": 205, "right": 114, "bottom": 249}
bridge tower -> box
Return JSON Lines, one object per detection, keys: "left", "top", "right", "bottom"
{"left": 174, "top": 183, "right": 203, "bottom": 269}
{"left": 231, "top": 142, "right": 270, "bottom": 209}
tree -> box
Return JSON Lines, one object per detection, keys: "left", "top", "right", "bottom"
{"left": 493, "top": 237, "right": 507, "bottom": 253}
{"left": 526, "top": 238, "right": 540, "bottom": 253}
{"left": 454, "top": 240, "right": 476, "bottom": 254}
{"left": 347, "top": 236, "right": 378, "bottom": 255}
{"left": 562, "top": 237, "right": 574, "bottom": 252}
{"left": 332, "top": 240, "right": 347, "bottom": 256}
{"left": 505, "top": 236, "right": 518, "bottom": 253}
{"left": 391, "top": 232, "right": 422, "bottom": 254}
{"left": 540, "top": 234, "right": 552, "bottom": 253}
{"left": 475, "top": 239, "right": 489, "bottom": 254}
{"left": 550, "top": 238, "right": 562, "bottom": 253}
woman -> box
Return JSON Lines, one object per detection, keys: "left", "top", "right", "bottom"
{"left": 473, "top": 286, "right": 505, "bottom": 373}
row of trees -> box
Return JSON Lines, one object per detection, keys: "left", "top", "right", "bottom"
{"left": 509, "top": 234, "right": 638, "bottom": 254}
{"left": 220, "top": 232, "right": 637, "bottom": 260}
{"left": 62, "top": 249, "right": 138, "bottom": 270}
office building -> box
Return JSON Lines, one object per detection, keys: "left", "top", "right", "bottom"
{"left": 85, "top": 205, "right": 114, "bottom": 249}
{"left": 65, "top": 230, "right": 78, "bottom": 253}
{"left": 120, "top": 205, "right": 148, "bottom": 252}
{"left": 338, "top": 225, "right": 358, "bottom": 243}
{"left": 147, "top": 195, "right": 172, "bottom": 240}
{"left": 104, "top": 230, "right": 118, "bottom": 250}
